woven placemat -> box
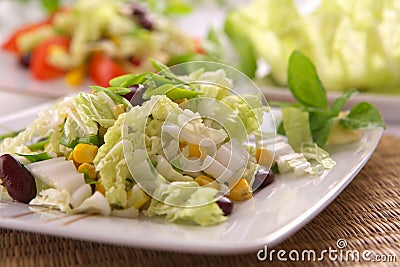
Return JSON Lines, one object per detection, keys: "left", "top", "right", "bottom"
{"left": 1, "top": 135, "right": 399, "bottom": 267}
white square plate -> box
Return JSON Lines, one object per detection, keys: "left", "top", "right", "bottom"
{"left": 0, "top": 103, "right": 383, "bottom": 254}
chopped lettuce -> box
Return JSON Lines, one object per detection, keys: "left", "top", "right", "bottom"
{"left": 93, "top": 113, "right": 129, "bottom": 208}
{"left": 225, "top": 0, "right": 400, "bottom": 94}
{"left": 145, "top": 181, "right": 226, "bottom": 226}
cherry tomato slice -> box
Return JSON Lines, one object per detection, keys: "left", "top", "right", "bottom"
{"left": 30, "top": 36, "right": 70, "bottom": 80}
{"left": 88, "top": 53, "right": 126, "bottom": 87}
{"left": 2, "top": 20, "right": 51, "bottom": 55}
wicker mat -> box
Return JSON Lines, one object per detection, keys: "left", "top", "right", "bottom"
{"left": 1, "top": 135, "right": 399, "bottom": 267}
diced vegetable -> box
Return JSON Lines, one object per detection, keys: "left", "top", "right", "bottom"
{"left": 77, "top": 163, "right": 97, "bottom": 180}
{"left": 30, "top": 36, "right": 70, "bottom": 80}
{"left": 228, "top": 179, "right": 252, "bottom": 201}
{"left": 72, "top": 143, "right": 98, "bottom": 164}
{"left": 194, "top": 175, "right": 219, "bottom": 190}
{"left": 256, "top": 147, "right": 273, "bottom": 167}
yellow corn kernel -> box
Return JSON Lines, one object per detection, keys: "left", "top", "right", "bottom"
{"left": 65, "top": 65, "right": 85, "bottom": 86}
{"left": 188, "top": 143, "right": 202, "bottom": 158}
{"left": 72, "top": 143, "right": 98, "bottom": 164}
{"left": 67, "top": 152, "right": 80, "bottom": 168}
{"left": 194, "top": 175, "right": 219, "bottom": 190}
{"left": 174, "top": 98, "right": 187, "bottom": 105}
{"left": 78, "top": 163, "right": 97, "bottom": 180}
{"left": 96, "top": 181, "right": 106, "bottom": 195}
{"left": 256, "top": 147, "right": 273, "bottom": 167}
{"left": 113, "top": 104, "right": 126, "bottom": 117}
{"left": 228, "top": 178, "right": 252, "bottom": 201}
{"left": 127, "top": 185, "right": 150, "bottom": 210}
{"left": 179, "top": 141, "right": 188, "bottom": 151}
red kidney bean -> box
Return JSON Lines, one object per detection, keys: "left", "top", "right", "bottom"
{"left": 139, "top": 17, "right": 153, "bottom": 31}
{"left": 216, "top": 196, "right": 233, "bottom": 216}
{"left": 131, "top": 5, "right": 146, "bottom": 17}
{"left": 252, "top": 169, "right": 275, "bottom": 192}
{"left": 122, "top": 84, "right": 139, "bottom": 101}
{"left": 0, "top": 154, "right": 37, "bottom": 203}
{"left": 129, "top": 84, "right": 147, "bottom": 107}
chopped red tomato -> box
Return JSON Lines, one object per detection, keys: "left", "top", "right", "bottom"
{"left": 193, "top": 37, "right": 205, "bottom": 55}
{"left": 1, "top": 20, "right": 51, "bottom": 55}
{"left": 30, "top": 36, "right": 71, "bottom": 80}
{"left": 88, "top": 53, "right": 126, "bottom": 87}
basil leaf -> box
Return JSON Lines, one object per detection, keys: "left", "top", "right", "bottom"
{"left": 288, "top": 51, "right": 328, "bottom": 109}
{"left": 308, "top": 109, "right": 331, "bottom": 132}
{"left": 330, "top": 88, "right": 358, "bottom": 117}
{"left": 339, "top": 102, "right": 386, "bottom": 130}
{"left": 312, "top": 118, "right": 335, "bottom": 148}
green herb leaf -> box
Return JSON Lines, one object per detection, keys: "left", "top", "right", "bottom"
{"left": 288, "top": 51, "right": 328, "bottom": 109}
{"left": 330, "top": 88, "right": 358, "bottom": 117}
{"left": 27, "top": 138, "right": 50, "bottom": 151}
{"left": 90, "top": 86, "right": 132, "bottom": 110}
{"left": 165, "top": 1, "right": 192, "bottom": 14}
{"left": 78, "top": 135, "right": 102, "bottom": 147}
{"left": 340, "top": 102, "right": 386, "bottom": 130}
{"left": 83, "top": 172, "right": 98, "bottom": 185}
{"left": 60, "top": 133, "right": 102, "bottom": 149}
{"left": 109, "top": 73, "right": 150, "bottom": 87}
{"left": 144, "top": 84, "right": 202, "bottom": 100}
{"left": 312, "top": 118, "right": 335, "bottom": 148}
{"left": 107, "top": 87, "right": 132, "bottom": 96}
{"left": 40, "top": 0, "right": 60, "bottom": 13}
{"left": 143, "top": 84, "right": 176, "bottom": 99}
{"left": 0, "top": 131, "right": 21, "bottom": 141}
{"left": 17, "top": 152, "right": 52, "bottom": 163}
{"left": 166, "top": 88, "right": 203, "bottom": 100}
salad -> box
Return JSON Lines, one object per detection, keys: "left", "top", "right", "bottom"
{"left": 0, "top": 53, "right": 385, "bottom": 226}
{"left": 1, "top": 0, "right": 200, "bottom": 87}
{"left": 225, "top": 0, "right": 400, "bottom": 94}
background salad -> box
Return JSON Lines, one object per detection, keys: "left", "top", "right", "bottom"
{"left": 225, "top": 0, "right": 400, "bottom": 94}
{"left": 1, "top": 0, "right": 201, "bottom": 87}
